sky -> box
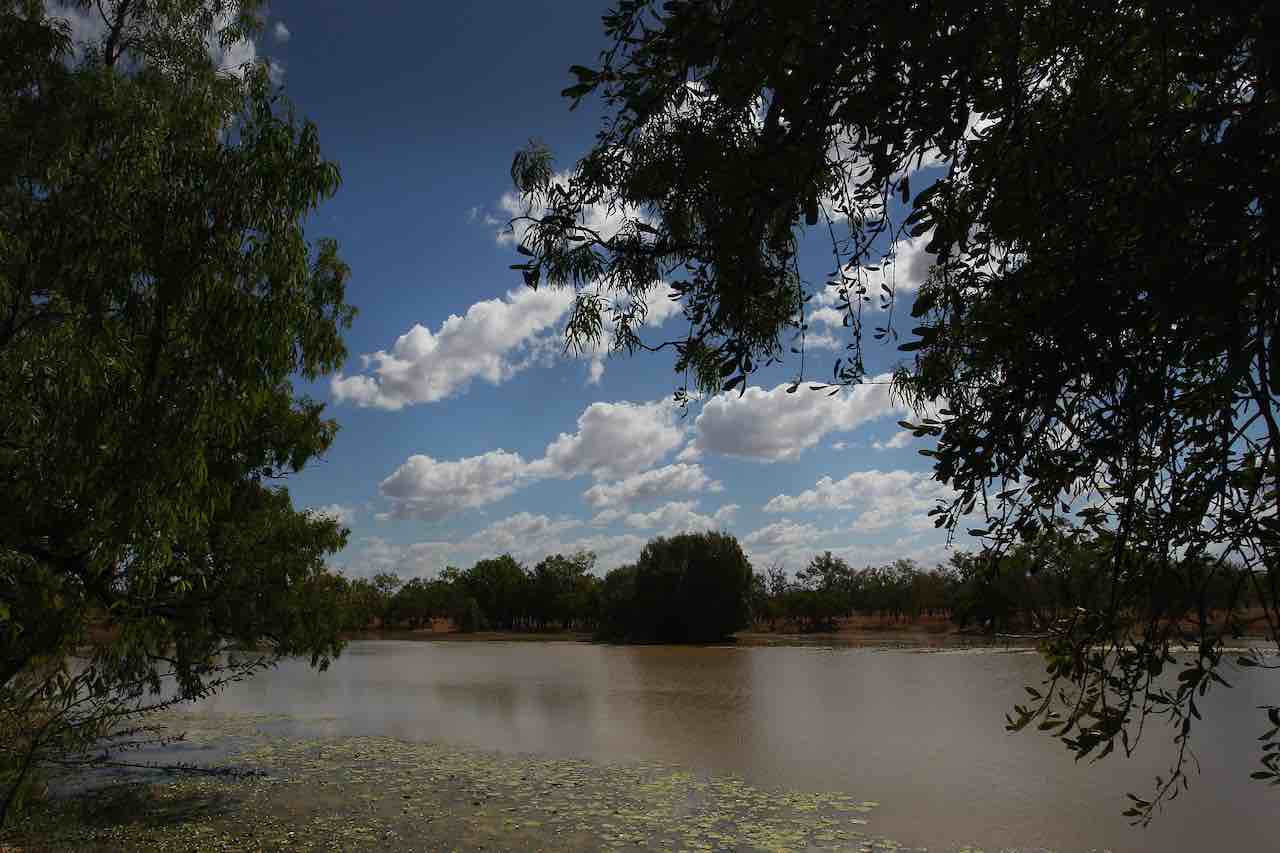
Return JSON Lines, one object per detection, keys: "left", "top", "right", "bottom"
{"left": 52, "top": 0, "right": 972, "bottom": 579}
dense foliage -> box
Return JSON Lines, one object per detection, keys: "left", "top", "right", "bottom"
{"left": 599, "top": 531, "right": 753, "bottom": 642}
{"left": 339, "top": 552, "right": 603, "bottom": 634}
{"left": 339, "top": 532, "right": 754, "bottom": 643}
{"left": 0, "top": 0, "right": 353, "bottom": 821}
{"left": 512, "top": 0, "right": 1278, "bottom": 818}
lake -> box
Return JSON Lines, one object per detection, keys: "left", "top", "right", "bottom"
{"left": 187, "top": 640, "right": 1271, "bottom": 852}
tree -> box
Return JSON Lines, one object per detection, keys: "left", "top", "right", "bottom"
{"left": 511, "top": 0, "right": 1278, "bottom": 819}
{"left": 596, "top": 563, "right": 639, "bottom": 642}
{"left": 1, "top": 0, "right": 353, "bottom": 820}
{"left": 530, "top": 551, "right": 597, "bottom": 630}
{"left": 600, "top": 531, "right": 753, "bottom": 643}
{"left": 462, "top": 555, "right": 529, "bottom": 630}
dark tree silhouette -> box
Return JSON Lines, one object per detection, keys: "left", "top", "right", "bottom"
{"left": 509, "top": 0, "right": 1279, "bottom": 820}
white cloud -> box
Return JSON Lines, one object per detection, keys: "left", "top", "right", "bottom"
{"left": 739, "top": 520, "right": 839, "bottom": 571}
{"left": 490, "top": 170, "right": 683, "bottom": 387}
{"left": 377, "top": 398, "right": 688, "bottom": 521}
{"left": 466, "top": 205, "right": 501, "bottom": 226}
{"left": 340, "top": 520, "right": 652, "bottom": 578}
{"left": 809, "top": 229, "right": 936, "bottom": 323}
{"left": 617, "top": 500, "right": 738, "bottom": 532}
{"left": 582, "top": 463, "right": 722, "bottom": 510}
{"left": 742, "top": 519, "right": 829, "bottom": 549}
{"left": 739, "top": 521, "right": 953, "bottom": 575}
{"left": 307, "top": 503, "right": 358, "bottom": 526}
{"left": 331, "top": 282, "right": 685, "bottom": 405}
{"left": 340, "top": 536, "right": 458, "bottom": 578}
{"left": 589, "top": 508, "right": 625, "bottom": 527}
{"left": 551, "top": 532, "right": 649, "bottom": 569}
{"left": 872, "top": 430, "right": 913, "bottom": 451}
{"left": 675, "top": 442, "right": 702, "bottom": 462}
{"left": 880, "top": 229, "right": 936, "bottom": 295}
{"left": 579, "top": 285, "right": 684, "bottom": 385}
{"left": 690, "top": 375, "right": 903, "bottom": 462}
{"left": 764, "top": 469, "right": 953, "bottom": 533}
{"left": 330, "top": 286, "right": 575, "bottom": 409}
{"left": 495, "top": 170, "right": 639, "bottom": 248}
{"left": 378, "top": 450, "right": 531, "bottom": 521}
{"left": 272, "top": 20, "right": 290, "bottom": 43}
{"left": 467, "top": 511, "right": 582, "bottom": 553}
{"left": 528, "top": 399, "right": 686, "bottom": 481}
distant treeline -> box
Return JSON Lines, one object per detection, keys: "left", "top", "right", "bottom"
{"left": 334, "top": 524, "right": 1260, "bottom": 641}
{"left": 336, "top": 531, "right": 754, "bottom": 642}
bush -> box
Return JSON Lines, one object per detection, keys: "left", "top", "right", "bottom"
{"left": 597, "top": 532, "right": 753, "bottom": 643}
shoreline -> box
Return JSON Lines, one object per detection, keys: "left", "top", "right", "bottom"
{"left": 337, "top": 621, "right": 1013, "bottom": 649}
{"left": 337, "top": 626, "right": 1277, "bottom": 653}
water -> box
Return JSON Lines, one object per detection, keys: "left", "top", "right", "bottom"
{"left": 189, "top": 641, "right": 1272, "bottom": 851}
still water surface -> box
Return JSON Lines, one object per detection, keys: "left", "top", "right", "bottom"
{"left": 192, "top": 641, "right": 1270, "bottom": 851}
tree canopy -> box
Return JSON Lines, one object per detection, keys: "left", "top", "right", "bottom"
{"left": 1, "top": 0, "right": 354, "bottom": 818}
{"left": 510, "top": 0, "right": 1279, "bottom": 819}
{"left": 597, "top": 531, "right": 754, "bottom": 643}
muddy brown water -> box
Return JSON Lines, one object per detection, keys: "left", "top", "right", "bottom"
{"left": 180, "top": 641, "right": 1271, "bottom": 851}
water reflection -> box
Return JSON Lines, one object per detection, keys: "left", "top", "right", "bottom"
{"left": 192, "top": 642, "right": 1271, "bottom": 851}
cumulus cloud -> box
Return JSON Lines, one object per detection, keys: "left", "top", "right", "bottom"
{"left": 581, "top": 286, "right": 684, "bottom": 384}
{"left": 340, "top": 519, "right": 651, "bottom": 579}
{"left": 331, "top": 282, "right": 686, "bottom": 406}
{"left": 739, "top": 521, "right": 954, "bottom": 574}
{"left": 616, "top": 500, "right": 738, "bottom": 532}
{"left": 582, "top": 463, "right": 722, "bottom": 510}
{"left": 330, "top": 286, "right": 575, "bottom": 409}
{"left": 872, "top": 430, "right": 913, "bottom": 451}
{"left": 528, "top": 399, "right": 686, "bottom": 481}
{"left": 690, "top": 375, "right": 903, "bottom": 462}
{"left": 739, "top": 520, "right": 840, "bottom": 571}
{"left": 742, "top": 520, "right": 829, "bottom": 550}
{"left": 378, "top": 449, "right": 530, "bottom": 521}
{"left": 675, "top": 443, "right": 702, "bottom": 462}
{"left": 816, "top": 537, "right": 954, "bottom": 573}
{"left": 307, "top": 503, "right": 358, "bottom": 526}
{"left": 469, "top": 511, "right": 582, "bottom": 552}
{"left": 378, "top": 398, "right": 689, "bottom": 521}
{"left": 808, "top": 230, "right": 936, "bottom": 325}
{"left": 589, "top": 508, "right": 625, "bottom": 527}
{"left": 272, "top": 20, "right": 290, "bottom": 42}
{"left": 521, "top": 530, "right": 649, "bottom": 569}
{"left": 340, "top": 536, "right": 459, "bottom": 578}
{"left": 495, "top": 170, "right": 640, "bottom": 248}
{"left": 763, "top": 469, "right": 953, "bottom": 532}
{"left": 487, "top": 171, "right": 683, "bottom": 386}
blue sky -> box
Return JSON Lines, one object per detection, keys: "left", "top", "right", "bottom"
{"left": 115, "top": 1, "right": 970, "bottom": 577}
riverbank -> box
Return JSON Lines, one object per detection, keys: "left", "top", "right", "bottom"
{"left": 2, "top": 711, "right": 919, "bottom": 853}
{"left": 339, "top": 615, "right": 1010, "bottom": 649}
{"left": 340, "top": 613, "right": 1275, "bottom": 652}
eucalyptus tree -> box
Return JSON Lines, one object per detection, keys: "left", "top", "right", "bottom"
{"left": 1, "top": 0, "right": 354, "bottom": 818}
{"left": 509, "top": 0, "right": 1278, "bottom": 819}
